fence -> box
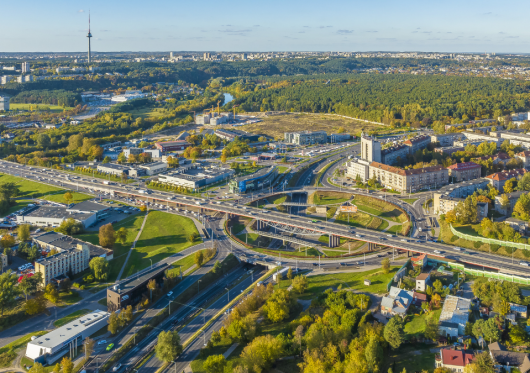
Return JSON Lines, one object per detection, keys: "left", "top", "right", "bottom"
{"left": 387, "top": 259, "right": 411, "bottom": 291}
{"left": 450, "top": 224, "right": 530, "bottom": 251}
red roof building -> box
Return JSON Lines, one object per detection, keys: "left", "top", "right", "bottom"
{"left": 155, "top": 141, "right": 191, "bottom": 153}
{"left": 486, "top": 168, "right": 527, "bottom": 190}
{"left": 435, "top": 349, "right": 475, "bottom": 370}
{"left": 446, "top": 162, "right": 482, "bottom": 182}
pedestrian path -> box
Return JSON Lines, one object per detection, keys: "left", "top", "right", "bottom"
{"left": 223, "top": 343, "right": 240, "bottom": 358}
{"left": 116, "top": 212, "right": 149, "bottom": 281}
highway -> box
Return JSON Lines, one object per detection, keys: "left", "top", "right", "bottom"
{"left": 2, "top": 157, "right": 530, "bottom": 276}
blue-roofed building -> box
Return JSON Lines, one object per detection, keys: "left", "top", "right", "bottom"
{"left": 510, "top": 303, "right": 528, "bottom": 318}
{"left": 229, "top": 166, "right": 278, "bottom": 194}
{"left": 380, "top": 286, "right": 413, "bottom": 319}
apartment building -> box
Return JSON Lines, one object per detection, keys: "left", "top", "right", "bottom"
{"left": 430, "top": 133, "right": 465, "bottom": 147}
{"left": 494, "top": 191, "right": 525, "bottom": 215}
{"left": 360, "top": 135, "right": 382, "bottom": 162}
{"left": 433, "top": 178, "right": 490, "bottom": 215}
{"left": 0, "top": 96, "right": 9, "bottom": 111}
{"left": 381, "top": 144, "right": 409, "bottom": 165}
{"left": 35, "top": 244, "right": 90, "bottom": 287}
{"left": 517, "top": 150, "right": 530, "bottom": 169}
{"left": 369, "top": 162, "right": 448, "bottom": 193}
{"left": 345, "top": 158, "right": 370, "bottom": 181}
{"left": 403, "top": 134, "right": 431, "bottom": 154}
{"left": 284, "top": 130, "right": 327, "bottom": 145}
{"left": 485, "top": 169, "right": 527, "bottom": 190}
{"left": 446, "top": 162, "right": 482, "bottom": 182}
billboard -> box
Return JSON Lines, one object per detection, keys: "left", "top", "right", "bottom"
{"left": 339, "top": 205, "right": 358, "bottom": 213}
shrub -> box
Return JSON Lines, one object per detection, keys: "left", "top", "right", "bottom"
{"left": 474, "top": 241, "right": 482, "bottom": 249}
{"left": 450, "top": 235, "right": 459, "bottom": 243}
{"left": 523, "top": 249, "right": 530, "bottom": 258}
{"left": 489, "top": 244, "right": 500, "bottom": 252}
{"left": 83, "top": 274, "right": 94, "bottom": 283}
{"left": 503, "top": 246, "right": 516, "bottom": 255}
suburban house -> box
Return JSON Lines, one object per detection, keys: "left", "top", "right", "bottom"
{"left": 509, "top": 303, "right": 528, "bottom": 318}
{"left": 380, "top": 286, "right": 413, "bottom": 318}
{"left": 439, "top": 295, "right": 471, "bottom": 338}
{"left": 412, "top": 291, "right": 427, "bottom": 307}
{"left": 411, "top": 253, "right": 428, "bottom": 269}
{"left": 489, "top": 342, "right": 530, "bottom": 373}
{"left": 416, "top": 272, "right": 431, "bottom": 292}
{"left": 435, "top": 348, "right": 475, "bottom": 372}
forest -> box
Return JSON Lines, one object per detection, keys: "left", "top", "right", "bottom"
{"left": 9, "top": 89, "right": 81, "bottom": 107}
{"left": 223, "top": 74, "right": 530, "bottom": 123}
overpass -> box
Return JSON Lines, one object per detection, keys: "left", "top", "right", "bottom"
{"left": 2, "top": 160, "right": 530, "bottom": 277}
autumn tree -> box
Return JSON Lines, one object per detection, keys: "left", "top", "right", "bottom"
{"left": 115, "top": 227, "right": 128, "bottom": 245}
{"left": 44, "top": 283, "right": 59, "bottom": 304}
{"left": 292, "top": 275, "right": 308, "bottom": 295}
{"left": 155, "top": 330, "right": 183, "bottom": 363}
{"left": 381, "top": 258, "right": 391, "bottom": 274}
{"left": 63, "top": 192, "right": 73, "bottom": 204}
{"left": 203, "top": 355, "right": 227, "bottom": 373}
{"left": 98, "top": 223, "right": 116, "bottom": 248}
{"left": 17, "top": 224, "right": 31, "bottom": 242}
{"left": 194, "top": 250, "right": 204, "bottom": 267}
{"left": 61, "top": 357, "right": 74, "bottom": 373}
{"left": 384, "top": 316, "right": 404, "bottom": 349}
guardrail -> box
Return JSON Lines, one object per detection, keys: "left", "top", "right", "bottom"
{"left": 450, "top": 224, "right": 530, "bottom": 251}
{"left": 443, "top": 261, "right": 530, "bottom": 284}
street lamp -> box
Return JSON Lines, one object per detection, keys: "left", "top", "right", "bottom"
{"left": 225, "top": 287, "right": 230, "bottom": 302}
{"left": 198, "top": 279, "right": 202, "bottom": 294}
{"left": 169, "top": 300, "right": 174, "bottom": 314}
{"left": 150, "top": 259, "right": 152, "bottom": 268}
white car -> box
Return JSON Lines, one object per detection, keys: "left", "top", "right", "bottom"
{"left": 434, "top": 250, "right": 441, "bottom": 254}
{"left": 520, "top": 261, "right": 529, "bottom": 267}
{"left": 112, "top": 364, "right": 122, "bottom": 372}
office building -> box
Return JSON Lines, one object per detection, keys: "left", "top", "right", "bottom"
{"left": 26, "top": 310, "right": 110, "bottom": 365}
{"left": 138, "top": 162, "right": 167, "bottom": 176}
{"left": 346, "top": 158, "right": 370, "bottom": 181}
{"left": 154, "top": 141, "right": 191, "bottom": 152}
{"left": 158, "top": 164, "right": 234, "bottom": 190}
{"left": 446, "top": 162, "right": 482, "bottom": 182}
{"left": 107, "top": 264, "right": 170, "bottom": 312}
{"left": 368, "top": 162, "right": 448, "bottom": 193}
{"left": 0, "top": 96, "right": 9, "bottom": 111}
{"left": 438, "top": 295, "right": 471, "bottom": 337}
{"left": 360, "top": 134, "right": 382, "bottom": 162}
{"left": 16, "top": 205, "right": 98, "bottom": 228}
{"left": 123, "top": 147, "right": 144, "bottom": 157}
{"left": 284, "top": 130, "right": 327, "bottom": 145}
{"left": 229, "top": 166, "right": 278, "bottom": 194}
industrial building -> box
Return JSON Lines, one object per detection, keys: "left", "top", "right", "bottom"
{"left": 157, "top": 164, "right": 234, "bottom": 190}
{"left": 284, "top": 130, "right": 327, "bottom": 145}
{"left": 97, "top": 163, "right": 131, "bottom": 177}
{"left": 229, "top": 166, "right": 278, "bottom": 194}
{"left": 215, "top": 129, "right": 261, "bottom": 142}
{"left": 107, "top": 264, "right": 170, "bottom": 312}
{"left": 16, "top": 205, "right": 97, "bottom": 228}
{"left": 438, "top": 295, "right": 471, "bottom": 337}
{"left": 26, "top": 310, "right": 110, "bottom": 365}
{"left": 138, "top": 162, "right": 167, "bottom": 176}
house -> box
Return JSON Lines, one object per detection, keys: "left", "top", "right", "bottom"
{"left": 435, "top": 348, "right": 475, "bottom": 371}
{"left": 411, "top": 253, "right": 428, "bottom": 269}
{"left": 439, "top": 296, "right": 471, "bottom": 338}
{"left": 489, "top": 342, "right": 530, "bottom": 373}
{"left": 416, "top": 272, "right": 431, "bottom": 292}
{"left": 486, "top": 169, "right": 527, "bottom": 190}
{"left": 517, "top": 150, "right": 530, "bottom": 169}
{"left": 509, "top": 303, "right": 528, "bottom": 318}
{"left": 447, "top": 162, "right": 482, "bottom": 182}
{"left": 380, "top": 286, "right": 413, "bottom": 318}
{"left": 412, "top": 291, "right": 427, "bottom": 307}
{"left": 505, "top": 217, "right": 529, "bottom": 235}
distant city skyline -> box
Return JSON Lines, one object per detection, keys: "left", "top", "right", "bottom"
{"left": 1, "top": 0, "right": 530, "bottom": 53}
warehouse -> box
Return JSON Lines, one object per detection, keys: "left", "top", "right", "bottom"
{"left": 154, "top": 140, "right": 191, "bottom": 152}
{"left": 138, "top": 161, "right": 168, "bottom": 176}
{"left": 26, "top": 310, "right": 110, "bottom": 365}
{"left": 16, "top": 206, "right": 97, "bottom": 228}
{"left": 107, "top": 264, "right": 169, "bottom": 312}
{"left": 157, "top": 164, "right": 234, "bottom": 190}
{"left": 97, "top": 163, "right": 131, "bottom": 177}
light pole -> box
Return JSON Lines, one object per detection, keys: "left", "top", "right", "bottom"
{"left": 198, "top": 279, "right": 202, "bottom": 294}
{"left": 169, "top": 300, "right": 174, "bottom": 314}
{"left": 150, "top": 259, "right": 152, "bottom": 268}
{"left": 226, "top": 287, "right": 230, "bottom": 302}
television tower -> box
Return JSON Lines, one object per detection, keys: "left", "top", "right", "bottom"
{"left": 87, "top": 12, "right": 92, "bottom": 63}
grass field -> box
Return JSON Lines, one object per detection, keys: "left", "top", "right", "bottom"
{"left": 0, "top": 330, "right": 48, "bottom": 368}
{"left": 127, "top": 107, "right": 176, "bottom": 119}
{"left": 291, "top": 266, "right": 400, "bottom": 299}
{"left": 383, "top": 344, "right": 437, "bottom": 373}
{"left": 239, "top": 113, "right": 379, "bottom": 139}
{"left": 236, "top": 232, "right": 271, "bottom": 247}
{"left": 403, "top": 308, "right": 442, "bottom": 338}
{"left": 54, "top": 309, "right": 91, "bottom": 327}
{"left": 334, "top": 211, "right": 388, "bottom": 231}
{"left": 249, "top": 246, "right": 322, "bottom": 258}
{"left": 167, "top": 252, "right": 203, "bottom": 277}
{"left": 0, "top": 173, "right": 64, "bottom": 198}
{"left": 353, "top": 195, "right": 409, "bottom": 223}
{"left": 310, "top": 191, "right": 352, "bottom": 205}
{"left": 10, "top": 103, "right": 72, "bottom": 112}
{"left": 2, "top": 199, "right": 33, "bottom": 217}
{"left": 122, "top": 211, "right": 201, "bottom": 277}
{"left": 402, "top": 198, "right": 419, "bottom": 204}
{"left": 44, "top": 191, "right": 93, "bottom": 204}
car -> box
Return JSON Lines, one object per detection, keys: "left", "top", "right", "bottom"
{"left": 386, "top": 234, "right": 394, "bottom": 238}
{"left": 97, "top": 340, "right": 107, "bottom": 345}
{"left": 520, "top": 261, "right": 530, "bottom": 266}
{"left": 112, "top": 364, "right": 122, "bottom": 372}
{"left": 400, "top": 239, "right": 408, "bottom": 242}
{"left": 106, "top": 343, "right": 114, "bottom": 351}
{"left": 355, "top": 234, "right": 362, "bottom": 238}
{"left": 167, "top": 291, "right": 173, "bottom": 297}
{"left": 434, "top": 250, "right": 441, "bottom": 254}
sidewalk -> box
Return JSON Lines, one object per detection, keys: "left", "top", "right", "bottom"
{"left": 116, "top": 212, "right": 149, "bottom": 281}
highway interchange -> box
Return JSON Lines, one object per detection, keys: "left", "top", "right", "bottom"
{"left": 2, "top": 140, "right": 530, "bottom": 372}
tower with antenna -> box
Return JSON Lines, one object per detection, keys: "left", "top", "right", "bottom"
{"left": 87, "top": 12, "right": 92, "bottom": 64}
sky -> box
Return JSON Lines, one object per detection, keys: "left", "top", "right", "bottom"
{"left": 1, "top": 0, "right": 529, "bottom": 53}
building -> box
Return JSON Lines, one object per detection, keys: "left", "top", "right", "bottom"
{"left": 21, "top": 62, "right": 30, "bottom": 73}
{"left": 435, "top": 349, "right": 475, "bottom": 371}
{"left": 505, "top": 217, "right": 529, "bottom": 235}
{"left": 415, "top": 271, "right": 431, "bottom": 292}
{"left": 100, "top": 141, "right": 122, "bottom": 150}
{"left": 517, "top": 151, "right": 530, "bottom": 169}
{"left": 138, "top": 162, "right": 167, "bottom": 176}
{"left": 360, "top": 135, "right": 382, "bottom": 162}
{"left": 123, "top": 147, "right": 144, "bottom": 157}
{"left": 380, "top": 286, "right": 413, "bottom": 318}
{"left": 111, "top": 91, "right": 147, "bottom": 103}
{"left": 229, "top": 166, "right": 278, "bottom": 194}
{"left": 381, "top": 144, "right": 409, "bottom": 165}
{"left": 158, "top": 164, "right": 234, "bottom": 190}
{"left": 330, "top": 133, "right": 351, "bottom": 142}
{"left": 486, "top": 169, "right": 527, "bottom": 190}
{"left": 431, "top": 133, "right": 466, "bottom": 146}
{"left": 143, "top": 149, "right": 161, "bottom": 158}
{"left": 433, "top": 178, "right": 490, "bottom": 214}
{"left": 345, "top": 158, "right": 370, "bottom": 181}
{"left": 33, "top": 231, "right": 113, "bottom": 286}
{"left": 403, "top": 134, "right": 431, "bottom": 154}
{"left": 1, "top": 76, "right": 14, "bottom": 85}
{"left": 107, "top": 264, "right": 170, "bottom": 312}
{"left": 154, "top": 141, "right": 191, "bottom": 152}
{"left": 26, "top": 310, "right": 110, "bottom": 365}
{"left": 16, "top": 205, "right": 98, "bottom": 228}
{"left": 446, "top": 162, "right": 482, "bottom": 182}
{"left": 0, "top": 96, "right": 9, "bottom": 111}
{"left": 284, "top": 130, "right": 327, "bottom": 146}
{"left": 412, "top": 291, "right": 427, "bottom": 307}
{"left": 494, "top": 191, "right": 525, "bottom": 215}
{"left": 368, "top": 162, "right": 449, "bottom": 193}
{"left": 34, "top": 242, "right": 90, "bottom": 287}
{"left": 488, "top": 343, "right": 530, "bottom": 373}
{"left": 1, "top": 253, "right": 7, "bottom": 270}
{"left": 97, "top": 163, "right": 131, "bottom": 177}
{"left": 434, "top": 146, "right": 466, "bottom": 156}
{"left": 438, "top": 295, "right": 471, "bottom": 337}
{"left": 509, "top": 303, "right": 528, "bottom": 318}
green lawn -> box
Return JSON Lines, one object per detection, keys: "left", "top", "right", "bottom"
{"left": 333, "top": 212, "right": 388, "bottom": 231}
{"left": 58, "top": 290, "right": 82, "bottom": 306}
{"left": 167, "top": 252, "right": 201, "bottom": 277}
{"left": 311, "top": 191, "right": 351, "bottom": 205}
{"left": 236, "top": 233, "right": 271, "bottom": 247}
{"left": 54, "top": 309, "right": 91, "bottom": 327}
{"left": 44, "top": 191, "right": 93, "bottom": 204}
{"left": 98, "top": 298, "right": 108, "bottom": 307}
{"left": 402, "top": 198, "right": 419, "bottom": 204}
{"left": 386, "top": 225, "right": 404, "bottom": 234}
{"left": 10, "top": 103, "right": 72, "bottom": 112}
{"left": 0, "top": 173, "right": 65, "bottom": 197}
{"left": 122, "top": 211, "right": 202, "bottom": 278}
{"left": 383, "top": 344, "right": 437, "bottom": 373}
{"left": 1, "top": 199, "right": 33, "bottom": 217}
{"left": 230, "top": 223, "right": 246, "bottom": 235}
{"left": 353, "top": 195, "right": 408, "bottom": 223}
{"left": 403, "top": 308, "right": 442, "bottom": 338}
{"left": 276, "top": 166, "right": 289, "bottom": 174}
{"left": 269, "top": 194, "right": 288, "bottom": 205}
{"left": 190, "top": 337, "right": 244, "bottom": 373}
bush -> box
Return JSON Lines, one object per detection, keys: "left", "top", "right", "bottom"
{"left": 523, "top": 249, "right": 530, "bottom": 258}
{"left": 450, "top": 235, "right": 459, "bottom": 243}
{"left": 83, "top": 274, "right": 94, "bottom": 283}
{"left": 503, "top": 246, "right": 516, "bottom": 255}
{"left": 490, "top": 244, "right": 500, "bottom": 253}
{"left": 474, "top": 241, "right": 482, "bottom": 249}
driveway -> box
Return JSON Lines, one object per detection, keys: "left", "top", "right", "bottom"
{"left": 460, "top": 280, "right": 474, "bottom": 299}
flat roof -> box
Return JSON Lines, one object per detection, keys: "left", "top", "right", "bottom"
{"left": 235, "top": 166, "right": 276, "bottom": 182}
{"left": 67, "top": 201, "right": 108, "bottom": 213}
{"left": 29, "top": 310, "right": 109, "bottom": 349}
{"left": 20, "top": 206, "right": 92, "bottom": 221}
{"left": 34, "top": 231, "right": 111, "bottom": 260}
{"left": 97, "top": 163, "right": 130, "bottom": 170}
{"left": 110, "top": 263, "right": 169, "bottom": 294}
{"left": 439, "top": 295, "right": 471, "bottom": 327}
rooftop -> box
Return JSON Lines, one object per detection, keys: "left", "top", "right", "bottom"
{"left": 110, "top": 263, "right": 169, "bottom": 294}
{"left": 446, "top": 162, "right": 481, "bottom": 171}
{"left": 34, "top": 231, "right": 111, "bottom": 260}
{"left": 439, "top": 295, "right": 471, "bottom": 327}
{"left": 29, "top": 310, "right": 109, "bottom": 349}
{"left": 20, "top": 206, "right": 92, "bottom": 221}
{"left": 67, "top": 201, "right": 108, "bottom": 213}
{"left": 370, "top": 162, "right": 445, "bottom": 176}
{"left": 440, "top": 349, "right": 474, "bottom": 367}
{"left": 235, "top": 166, "right": 276, "bottom": 182}
{"left": 155, "top": 140, "right": 190, "bottom": 146}
{"left": 486, "top": 168, "right": 526, "bottom": 181}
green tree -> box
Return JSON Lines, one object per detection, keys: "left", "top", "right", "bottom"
{"left": 381, "top": 258, "right": 390, "bottom": 274}
{"left": 292, "top": 275, "right": 308, "bottom": 295}
{"left": 287, "top": 267, "right": 293, "bottom": 281}
{"left": 44, "top": 283, "right": 59, "bottom": 304}
{"left": 195, "top": 250, "right": 205, "bottom": 268}
{"left": 384, "top": 316, "right": 404, "bottom": 349}
{"left": 483, "top": 317, "right": 501, "bottom": 344}
{"left": 63, "top": 192, "right": 73, "bottom": 204}
{"left": 25, "top": 294, "right": 47, "bottom": 315}
{"left": 203, "top": 355, "right": 227, "bottom": 373}
{"left": 155, "top": 330, "right": 183, "bottom": 363}
{"left": 102, "top": 156, "right": 111, "bottom": 164}
{"left": 55, "top": 218, "right": 83, "bottom": 235}
{"left": 17, "top": 224, "right": 31, "bottom": 242}
{"left": 0, "top": 270, "right": 19, "bottom": 315}
{"left": 365, "top": 335, "right": 383, "bottom": 373}
{"left": 115, "top": 227, "right": 128, "bottom": 245}
{"left": 240, "top": 335, "right": 283, "bottom": 373}
{"left": 509, "top": 324, "right": 527, "bottom": 345}
{"left": 61, "top": 357, "right": 73, "bottom": 373}
{"left": 473, "top": 351, "right": 495, "bottom": 373}
{"left": 28, "top": 363, "right": 46, "bottom": 373}
{"left": 263, "top": 289, "right": 291, "bottom": 323}
{"left": 98, "top": 223, "right": 116, "bottom": 248}
{"left": 89, "top": 257, "right": 109, "bottom": 281}
{"left": 108, "top": 311, "right": 119, "bottom": 335}
{"left": 424, "top": 316, "right": 439, "bottom": 341}
{"left": 53, "top": 363, "right": 60, "bottom": 373}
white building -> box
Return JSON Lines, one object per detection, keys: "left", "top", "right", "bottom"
{"left": 439, "top": 295, "right": 471, "bottom": 338}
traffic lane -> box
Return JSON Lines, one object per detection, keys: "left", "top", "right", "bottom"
{"left": 139, "top": 269, "right": 266, "bottom": 373}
